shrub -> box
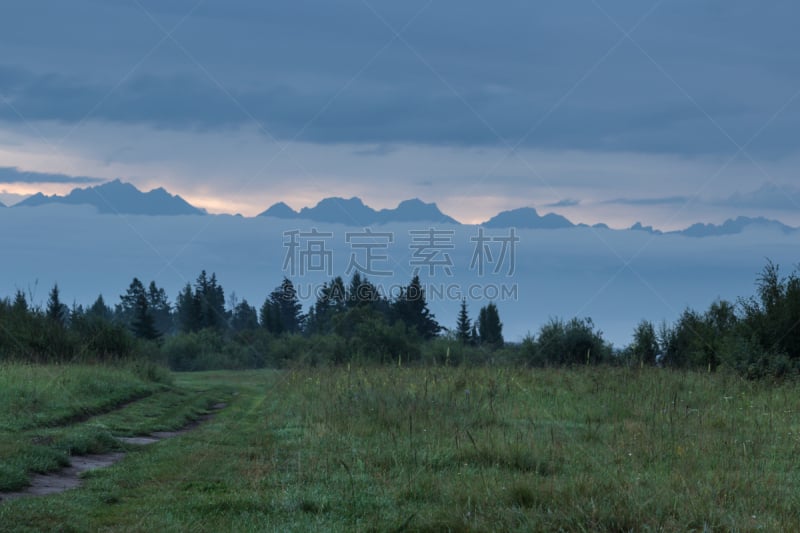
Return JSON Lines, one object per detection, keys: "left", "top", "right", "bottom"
{"left": 533, "top": 317, "right": 611, "bottom": 366}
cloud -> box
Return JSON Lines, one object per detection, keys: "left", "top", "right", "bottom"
{"left": 0, "top": 166, "right": 106, "bottom": 185}
{"left": 544, "top": 199, "right": 580, "bottom": 208}
{"left": 0, "top": 1, "right": 798, "bottom": 155}
{"left": 721, "top": 183, "right": 800, "bottom": 211}
{"left": 602, "top": 196, "right": 691, "bottom": 207}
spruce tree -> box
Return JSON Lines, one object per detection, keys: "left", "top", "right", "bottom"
{"left": 279, "top": 278, "right": 304, "bottom": 333}
{"left": 132, "top": 290, "right": 160, "bottom": 340}
{"left": 12, "top": 290, "right": 27, "bottom": 313}
{"left": 456, "top": 299, "right": 472, "bottom": 344}
{"left": 176, "top": 283, "right": 200, "bottom": 332}
{"left": 307, "top": 277, "right": 347, "bottom": 334}
{"left": 147, "top": 281, "right": 173, "bottom": 336}
{"left": 478, "top": 302, "right": 503, "bottom": 348}
{"left": 261, "top": 278, "right": 304, "bottom": 334}
{"left": 88, "top": 294, "right": 113, "bottom": 321}
{"left": 46, "top": 283, "right": 68, "bottom": 326}
{"left": 393, "top": 275, "right": 441, "bottom": 339}
{"left": 121, "top": 278, "right": 160, "bottom": 340}
{"left": 231, "top": 299, "right": 259, "bottom": 331}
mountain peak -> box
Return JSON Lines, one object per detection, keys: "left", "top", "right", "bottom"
{"left": 630, "top": 222, "right": 661, "bottom": 234}
{"left": 482, "top": 207, "right": 574, "bottom": 229}
{"left": 678, "top": 216, "right": 795, "bottom": 237}
{"left": 259, "top": 196, "right": 461, "bottom": 225}
{"left": 259, "top": 201, "right": 298, "bottom": 218}
{"left": 381, "top": 198, "right": 459, "bottom": 224}
{"left": 14, "top": 180, "right": 206, "bottom": 216}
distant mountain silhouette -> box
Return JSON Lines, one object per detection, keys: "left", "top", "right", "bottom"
{"left": 0, "top": 200, "right": 5, "bottom": 208}
{"left": 379, "top": 199, "right": 459, "bottom": 224}
{"left": 482, "top": 207, "right": 574, "bottom": 229}
{"left": 577, "top": 222, "right": 611, "bottom": 230}
{"left": 260, "top": 201, "right": 298, "bottom": 219}
{"left": 259, "top": 197, "right": 459, "bottom": 225}
{"left": 14, "top": 179, "right": 206, "bottom": 215}
{"left": 676, "top": 216, "right": 796, "bottom": 237}
{"left": 9, "top": 182, "right": 799, "bottom": 237}
{"left": 630, "top": 222, "right": 662, "bottom": 235}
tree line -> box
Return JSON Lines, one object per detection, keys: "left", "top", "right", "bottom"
{"left": 0, "top": 270, "right": 504, "bottom": 367}
{"left": 1, "top": 261, "right": 798, "bottom": 379}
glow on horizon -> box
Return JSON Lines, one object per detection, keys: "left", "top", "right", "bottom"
{"left": 0, "top": 181, "right": 779, "bottom": 232}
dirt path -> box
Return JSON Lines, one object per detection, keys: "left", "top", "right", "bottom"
{"left": 0, "top": 402, "right": 227, "bottom": 502}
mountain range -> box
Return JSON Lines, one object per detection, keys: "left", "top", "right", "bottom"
{"left": 14, "top": 179, "right": 205, "bottom": 216}
{"left": 6, "top": 180, "right": 798, "bottom": 237}
{"left": 259, "top": 197, "right": 459, "bottom": 225}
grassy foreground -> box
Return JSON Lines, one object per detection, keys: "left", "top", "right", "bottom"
{"left": 0, "top": 363, "right": 223, "bottom": 494}
{"left": 2, "top": 365, "right": 799, "bottom": 531}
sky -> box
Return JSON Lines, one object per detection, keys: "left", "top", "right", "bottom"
{"left": 1, "top": 0, "right": 800, "bottom": 227}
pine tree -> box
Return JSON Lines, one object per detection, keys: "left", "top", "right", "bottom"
{"left": 118, "top": 278, "right": 146, "bottom": 322}
{"left": 174, "top": 271, "right": 227, "bottom": 332}
{"left": 393, "top": 275, "right": 441, "bottom": 339}
{"left": 456, "top": 299, "right": 472, "bottom": 344}
{"left": 131, "top": 290, "right": 160, "bottom": 340}
{"left": 12, "top": 290, "right": 28, "bottom": 313}
{"left": 477, "top": 302, "right": 503, "bottom": 348}
{"left": 307, "top": 276, "right": 348, "bottom": 334}
{"left": 231, "top": 299, "right": 259, "bottom": 331}
{"left": 261, "top": 278, "right": 304, "bottom": 334}
{"left": 147, "top": 281, "right": 173, "bottom": 336}
{"left": 88, "top": 294, "right": 113, "bottom": 321}
{"left": 176, "top": 283, "right": 200, "bottom": 332}
{"left": 46, "top": 283, "right": 68, "bottom": 326}
{"left": 120, "top": 278, "right": 160, "bottom": 340}
{"left": 348, "top": 272, "right": 381, "bottom": 307}
{"left": 194, "top": 270, "right": 226, "bottom": 330}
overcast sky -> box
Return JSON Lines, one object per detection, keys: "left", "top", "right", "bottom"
{"left": 1, "top": 0, "right": 799, "bottom": 226}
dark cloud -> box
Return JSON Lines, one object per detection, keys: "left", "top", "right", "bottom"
{"left": 0, "top": 167, "right": 106, "bottom": 185}
{"left": 1, "top": 0, "right": 799, "bottom": 155}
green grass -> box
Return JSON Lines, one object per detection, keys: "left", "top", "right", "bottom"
{"left": 0, "top": 363, "right": 224, "bottom": 492}
{"left": 0, "top": 363, "right": 166, "bottom": 431}
{"left": 2, "top": 365, "right": 800, "bottom": 531}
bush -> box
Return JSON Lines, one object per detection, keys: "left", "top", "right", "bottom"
{"left": 720, "top": 335, "right": 800, "bottom": 380}
{"left": 531, "top": 317, "right": 611, "bottom": 366}
{"left": 161, "top": 329, "right": 227, "bottom": 371}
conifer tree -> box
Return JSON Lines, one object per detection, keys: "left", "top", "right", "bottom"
{"left": 88, "top": 294, "right": 113, "bottom": 321}
{"left": 477, "top": 302, "right": 503, "bottom": 348}
{"left": 12, "top": 290, "right": 27, "bottom": 313}
{"left": 231, "top": 299, "right": 259, "bottom": 331}
{"left": 46, "top": 283, "right": 68, "bottom": 326}
{"left": 393, "top": 275, "right": 441, "bottom": 339}
{"left": 261, "top": 278, "right": 304, "bottom": 334}
{"left": 456, "top": 298, "right": 472, "bottom": 344}
{"left": 176, "top": 283, "right": 200, "bottom": 332}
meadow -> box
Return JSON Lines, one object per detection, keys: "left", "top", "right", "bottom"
{"left": 1, "top": 364, "right": 799, "bottom": 531}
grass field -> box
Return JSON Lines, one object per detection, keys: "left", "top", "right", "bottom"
{"left": 1, "top": 364, "right": 799, "bottom": 531}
